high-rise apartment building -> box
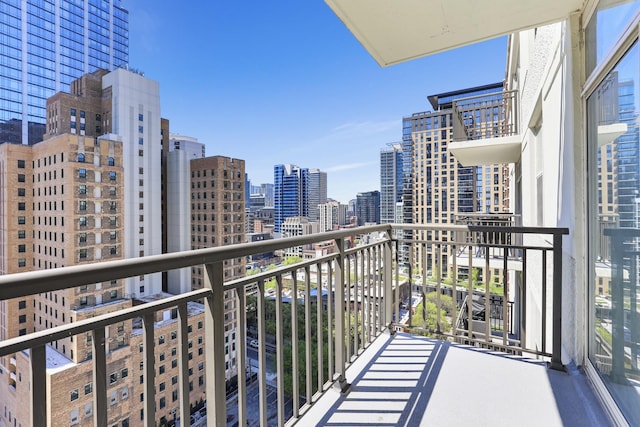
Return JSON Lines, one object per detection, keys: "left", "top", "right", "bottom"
{"left": 0, "top": 0, "right": 129, "bottom": 146}
{"left": 45, "top": 68, "right": 163, "bottom": 297}
{"left": 318, "top": 201, "right": 349, "bottom": 232}
{"left": 380, "top": 143, "right": 403, "bottom": 223}
{"left": 356, "top": 191, "right": 381, "bottom": 225}
{"left": 274, "top": 164, "right": 309, "bottom": 233}
{"left": 308, "top": 168, "right": 328, "bottom": 221}
{"left": 403, "top": 83, "right": 510, "bottom": 273}
{"left": 281, "top": 217, "right": 319, "bottom": 258}
{"left": 261, "top": 183, "right": 274, "bottom": 207}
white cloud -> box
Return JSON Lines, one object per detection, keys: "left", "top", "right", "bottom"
{"left": 325, "top": 161, "right": 376, "bottom": 173}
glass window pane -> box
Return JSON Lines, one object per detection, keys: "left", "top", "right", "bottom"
{"left": 587, "top": 41, "right": 640, "bottom": 426}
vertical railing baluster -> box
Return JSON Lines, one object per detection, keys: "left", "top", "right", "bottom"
{"left": 522, "top": 248, "right": 528, "bottom": 351}
{"left": 92, "top": 327, "right": 107, "bottom": 427}
{"left": 408, "top": 245, "right": 413, "bottom": 329}
{"left": 30, "top": 345, "right": 46, "bottom": 427}
{"left": 204, "top": 261, "right": 226, "bottom": 427}
{"left": 360, "top": 250, "right": 366, "bottom": 345}
{"left": 394, "top": 239, "right": 400, "bottom": 332}
{"left": 367, "top": 247, "right": 372, "bottom": 343}
{"left": 291, "top": 273, "right": 300, "bottom": 419}
{"left": 236, "top": 287, "right": 248, "bottom": 427}
{"left": 257, "top": 279, "right": 268, "bottom": 426}
{"left": 334, "top": 237, "right": 349, "bottom": 392}
{"left": 421, "top": 243, "right": 427, "bottom": 330}
{"left": 373, "top": 246, "right": 379, "bottom": 335}
{"left": 468, "top": 244, "right": 473, "bottom": 341}
{"left": 327, "top": 262, "right": 334, "bottom": 378}
{"left": 345, "top": 256, "right": 352, "bottom": 362}
{"left": 452, "top": 239, "right": 458, "bottom": 337}
{"left": 177, "top": 303, "right": 190, "bottom": 427}
{"left": 542, "top": 250, "right": 548, "bottom": 356}
{"left": 353, "top": 254, "right": 359, "bottom": 354}
{"left": 503, "top": 243, "right": 509, "bottom": 347}
{"left": 305, "top": 265, "right": 313, "bottom": 402}
{"left": 551, "top": 231, "right": 564, "bottom": 370}
{"left": 315, "top": 264, "right": 324, "bottom": 392}
{"left": 275, "top": 274, "right": 285, "bottom": 426}
{"left": 142, "top": 313, "right": 156, "bottom": 427}
{"left": 384, "top": 231, "right": 393, "bottom": 333}
{"left": 485, "top": 242, "right": 491, "bottom": 341}
{"left": 436, "top": 244, "right": 442, "bottom": 334}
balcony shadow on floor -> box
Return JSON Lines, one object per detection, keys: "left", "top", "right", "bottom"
{"left": 314, "top": 333, "right": 449, "bottom": 426}
{"left": 304, "top": 333, "right": 611, "bottom": 427}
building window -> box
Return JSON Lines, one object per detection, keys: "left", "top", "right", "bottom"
{"left": 18, "top": 258, "right": 26, "bottom": 267}
{"left": 110, "top": 231, "right": 116, "bottom": 240}
{"left": 18, "top": 202, "right": 25, "bottom": 211}
{"left": 110, "top": 246, "right": 117, "bottom": 255}
{"left": 79, "top": 168, "right": 86, "bottom": 179}
{"left": 110, "top": 171, "right": 116, "bottom": 181}
{"left": 79, "top": 201, "right": 87, "bottom": 211}
{"left": 109, "top": 372, "right": 118, "bottom": 384}
{"left": 110, "top": 201, "right": 117, "bottom": 211}
{"left": 18, "top": 188, "right": 25, "bottom": 196}
{"left": 18, "top": 216, "right": 25, "bottom": 224}
{"left": 80, "top": 110, "right": 85, "bottom": 118}
{"left": 79, "top": 217, "right": 87, "bottom": 227}
{"left": 84, "top": 382, "right": 92, "bottom": 395}
{"left": 70, "top": 389, "right": 79, "bottom": 401}
{"left": 79, "top": 233, "right": 87, "bottom": 243}
{"left": 108, "top": 157, "right": 115, "bottom": 166}
{"left": 18, "top": 314, "right": 26, "bottom": 323}
{"left": 79, "top": 184, "right": 86, "bottom": 195}
{"left": 79, "top": 249, "right": 87, "bottom": 259}
{"left": 138, "top": 113, "right": 143, "bottom": 121}
{"left": 17, "top": 174, "right": 25, "bottom": 182}
{"left": 17, "top": 159, "right": 25, "bottom": 168}
{"left": 77, "top": 153, "right": 85, "bottom": 163}
{"left": 138, "top": 125, "right": 143, "bottom": 133}
{"left": 18, "top": 244, "right": 25, "bottom": 253}
{"left": 70, "top": 108, "right": 76, "bottom": 116}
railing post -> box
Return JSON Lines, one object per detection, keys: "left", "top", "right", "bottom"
{"left": 177, "top": 303, "right": 190, "bottom": 427}
{"left": 550, "top": 232, "right": 564, "bottom": 371}
{"left": 142, "top": 313, "right": 156, "bottom": 427}
{"left": 204, "top": 261, "right": 227, "bottom": 426}
{"left": 384, "top": 230, "right": 394, "bottom": 334}
{"left": 334, "top": 237, "right": 350, "bottom": 393}
{"left": 30, "top": 345, "right": 46, "bottom": 427}
{"left": 92, "top": 328, "right": 107, "bottom": 427}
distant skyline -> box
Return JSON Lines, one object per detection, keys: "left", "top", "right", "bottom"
{"left": 127, "top": 1, "right": 507, "bottom": 203}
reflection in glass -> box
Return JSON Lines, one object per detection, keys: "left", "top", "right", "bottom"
{"left": 588, "top": 42, "right": 640, "bottom": 425}
{"left": 586, "top": 0, "right": 640, "bottom": 76}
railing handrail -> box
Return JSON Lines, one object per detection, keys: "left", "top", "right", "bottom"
{"left": 0, "top": 223, "right": 393, "bottom": 300}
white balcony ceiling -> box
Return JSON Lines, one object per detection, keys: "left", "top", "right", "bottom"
{"left": 325, "top": 0, "right": 584, "bottom": 66}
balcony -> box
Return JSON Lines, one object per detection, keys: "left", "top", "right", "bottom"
{"left": 0, "top": 224, "right": 610, "bottom": 426}
{"left": 449, "top": 89, "right": 521, "bottom": 166}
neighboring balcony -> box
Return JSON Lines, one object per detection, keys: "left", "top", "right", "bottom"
{"left": 449, "top": 89, "right": 522, "bottom": 166}
{"left": 0, "top": 224, "right": 610, "bottom": 426}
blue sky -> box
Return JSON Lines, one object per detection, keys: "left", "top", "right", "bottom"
{"left": 127, "top": 1, "right": 507, "bottom": 204}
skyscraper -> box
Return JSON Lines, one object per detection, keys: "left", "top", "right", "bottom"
{"left": 403, "top": 82, "right": 510, "bottom": 273}
{"left": 274, "top": 164, "right": 309, "bottom": 233}
{"left": 0, "top": 0, "right": 129, "bottom": 146}
{"left": 380, "top": 143, "right": 403, "bottom": 223}
{"left": 356, "top": 191, "right": 381, "bottom": 225}
{"left": 308, "top": 168, "right": 328, "bottom": 221}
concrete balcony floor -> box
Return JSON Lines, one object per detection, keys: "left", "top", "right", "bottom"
{"left": 299, "top": 333, "right": 610, "bottom": 426}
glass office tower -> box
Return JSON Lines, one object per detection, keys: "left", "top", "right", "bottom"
{"left": 0, "top": 0, "right": 129, "bottom": 145}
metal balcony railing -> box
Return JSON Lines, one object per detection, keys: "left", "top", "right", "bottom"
{"left": 0, "top": 223, "right": 567, "bottom": 427}
{"left": 452, "top": 89, "right": 519, "bottom": 141}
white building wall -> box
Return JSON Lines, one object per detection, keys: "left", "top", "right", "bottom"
{"left": 103, "top": 68, "right": 163, "bottom": 296}
{"left": 166, "top": 150, "right": 192, "bottom": 294}
{"left": 509, "top": 18, "right": 583, "bottom": 364}
{"left": 169, "top": 134, "right": 205, "bottom": 159}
